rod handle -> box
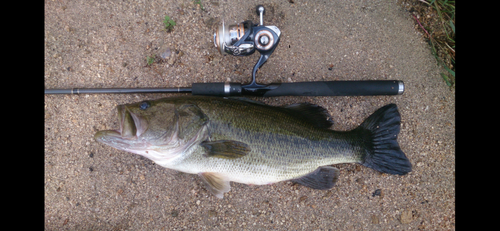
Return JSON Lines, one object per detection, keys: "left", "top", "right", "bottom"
{"left": 261, "top": 80, "right": 404, "bottom": 97}
{"left": 191, "top": 82, "right": 242, "bottom": 96}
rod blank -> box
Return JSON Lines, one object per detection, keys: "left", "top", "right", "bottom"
{"left": 44, "top": 87, "right": 192, "bottom": 94}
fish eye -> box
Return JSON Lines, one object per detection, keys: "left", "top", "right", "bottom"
{"left": 139, "top": 101, "right": 150, "bottom": 110}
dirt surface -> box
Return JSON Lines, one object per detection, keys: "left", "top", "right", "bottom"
{"left": 45, "top": 0, "right": 455, "bottom": 230}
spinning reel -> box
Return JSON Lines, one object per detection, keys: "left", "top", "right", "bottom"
{"left": 213, "top": 5, "right": 281, "bottom": 93}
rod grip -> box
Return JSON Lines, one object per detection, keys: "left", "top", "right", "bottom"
{"left": 261, "top": 80, "right": 404, "bottom": 97}
{"left": 191, "top": 82, "right": 242, "bottom": 96}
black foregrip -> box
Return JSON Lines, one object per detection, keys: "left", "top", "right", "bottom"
{"left": 261, "top": 80, "right": 404, "bottom": 97}
{"left": 192, "top": 82, "right": 242, "bottom": 96}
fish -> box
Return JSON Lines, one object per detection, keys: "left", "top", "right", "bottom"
{"left": 94, "top": 96, "right": 411, "bottom": 198}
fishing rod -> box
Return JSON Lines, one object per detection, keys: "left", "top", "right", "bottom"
{"left": 44, "top": 81, "right": 404, "bottom": 96}
{"left": 44, "top": 5, "right": 404, "bottom": 97}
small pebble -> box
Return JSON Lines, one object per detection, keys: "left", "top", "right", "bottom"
{"left": 160, "top": 48, "right": 171, "bottom": 59}
{"left": 400, "top": 209, "right": 413, "bottom": 224}
{"left": 208, "top": 210, "right": 217, "bottom": 217}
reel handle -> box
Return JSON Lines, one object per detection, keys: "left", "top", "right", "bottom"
{"left": 256, "top": 5, "right": 265, "bottom": 26}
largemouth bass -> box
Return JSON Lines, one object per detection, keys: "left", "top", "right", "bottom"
{"left": 95, "top": 96, "right": 411, "bottom": 198}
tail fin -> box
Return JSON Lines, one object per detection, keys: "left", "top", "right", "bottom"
{"left": 356, "top": 104, "right": 412, "bottom": 175}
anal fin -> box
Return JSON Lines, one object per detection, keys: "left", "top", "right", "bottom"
{"left": 199, "top": 172, "right": 231, "bottom": 199}
{"left": 291, "top": 166, "right": 340, "bottom": 190}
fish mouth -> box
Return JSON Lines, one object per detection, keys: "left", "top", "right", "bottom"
{"left": 94, "top": 105, "right": 148, "bottom": 145}
{"left": 117, "top": 105, "right": 143, "bottom": 138}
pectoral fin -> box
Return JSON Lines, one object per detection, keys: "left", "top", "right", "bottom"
{"left": 201, "top": 140, "right": 250, "bottom": 159}
{"left": 291, "top": 166, "right": 340, "bottom": 190}
{"left": 199, "top": 172, "right": 230, "bottom": 199}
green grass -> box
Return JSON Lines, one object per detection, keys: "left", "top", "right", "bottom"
{"left": 146, "top": 56, "right": 155, "bottom": 66}
{"left": 193, "top": 0, "right": 205, "bottom": 11}
{"left": 163, "top": 15, "right": 176, "bottom": 32}
{"left": 417, "top": 0, "right": 455, "bottom": 86}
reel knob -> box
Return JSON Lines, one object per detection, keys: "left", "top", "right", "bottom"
{"left": 256, "top": 5, "right": 265, "bottom": 26}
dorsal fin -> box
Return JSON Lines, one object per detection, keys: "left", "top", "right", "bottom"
{"left": 284, "top": 103, "right": 334, "bottom": 128}
{"left": 225, "top": 97, "right": 268, "bottom": 106}
{"left": 227, "top": 97, "right": 334, "bottom": 128}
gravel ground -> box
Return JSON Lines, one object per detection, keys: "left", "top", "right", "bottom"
{"left": 45, "top": 0, "right": 455, "bottom": 230}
